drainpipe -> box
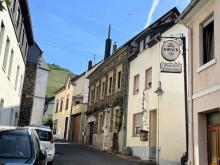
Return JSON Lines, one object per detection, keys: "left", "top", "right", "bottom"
{"left": 179, "top": 19, "right": 194, "bottom": 165}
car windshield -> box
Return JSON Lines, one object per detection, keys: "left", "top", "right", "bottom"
{"left": 35, "top": 129, "right": 51, "bottom": 142}
{"left": 0, "top": 130, "right": 31, "bottom": 159}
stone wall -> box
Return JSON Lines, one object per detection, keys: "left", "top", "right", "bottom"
{"left": 18, "top": 61, "right": 38, "bottom": 126}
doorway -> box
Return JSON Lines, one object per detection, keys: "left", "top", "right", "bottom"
{"left": 64, "top": 117, "right": 68, "bottom": 140}
{"left": 71, "top": 115, "right": 81, "bottom": 142}
{"left": 207, "top": 112, "right": 220, "bottom": 165}
{"left": 88, "top": 122, "right": 94, "bottom": 145}
{"left": 208, "top": 125, "right": 220, "bottom": 165}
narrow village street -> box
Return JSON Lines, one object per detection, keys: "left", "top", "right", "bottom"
{"left": 54, "top": 142, "right": 138, "bottom": 165}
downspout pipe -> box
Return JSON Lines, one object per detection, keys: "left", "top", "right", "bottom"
{"left": 179, "top": 18, "right": 193, "bottom": 165}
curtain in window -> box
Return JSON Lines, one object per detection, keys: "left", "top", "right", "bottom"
{"left": 204, "top": 22, "right": 214, "bottom": 63}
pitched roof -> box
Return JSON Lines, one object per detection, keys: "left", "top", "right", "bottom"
{"left": 18, "top": 0, "right": 34, "bottom": 45}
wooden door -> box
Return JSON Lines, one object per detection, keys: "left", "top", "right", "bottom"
{"left": 208, "top": 125, "right": 220, "bottom": 165}
{"left": 88, "top": 122, "right": 94, "bottom": 145}
{"left": 72, "top": 115, "right": 81, "bottom": 142}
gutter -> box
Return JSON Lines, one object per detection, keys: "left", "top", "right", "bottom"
{"left": 180, "top": 0, "right": 200, "bottom": 20}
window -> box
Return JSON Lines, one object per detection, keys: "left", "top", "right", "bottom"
{"left": 14, "top": 66, "right": 19, "bottom": 90}
{"left": 0, "top": 22, "right": 5, "bottom": 54}
{"left": 8, "top": 50, "right": 14, "bottom": 78}
{"left": 60, "top": 98, "right": 63, "bottom": 112}
{"left": 96, "top": 84, "right": 100, "bottom": 100}
{"left": 133, "top": 113, "right": 143, "bottom": 136}
{"left": 2, "top": 38, "right": 10, "bottom": 71}
{"left": 24, "top": 42, "right": 28, "bottom": 58}
{"left": 90, "top": 89, "right": 94, "bottom": 104}
{"left": 117, "top": 71, "right": 122, "bottom": 89}
{"left": 99, "top": 113, "right": 104, "bottom": 131}
{"left": 16, "top": 8, "right": 20, "bottom": 27}
{"left": 145, "top": 68, "right": 152, "bottom": 89}
{"left": 113, "top": 109, "right": 120, "bottom": 129}
{"left": 139, "top": 40, "right": 144, "bottom": 52}
{"left": 75, "top": 101, "right": 80, "bottom": 105}
{"left": 19, "top": 75, "right": 23, "bottom": 96}
{"left": 101, "top": 81, "right": 106, "bottom": 98}
{"left": 12, "top": 0, "right": 16, "bottom": 13}
{"left": 108, "top": 77, "right": 113, "bottom": 94}
{"left": 202, "top": 16, "right": 214, "bottom": 65}
{"left": 55, "top": 100, "right": 59, "bottom": 113}
{"left": 21, "top": 29, "right": 25, "bottom": 48}
{"left": 65, "top": 97, "right": 69, "bottom": 110}
{"left": 133, "top": 74, "right": 139, "bottom": 94}
{"left": 53, "top": 120, "right": 58, "bottom": 134}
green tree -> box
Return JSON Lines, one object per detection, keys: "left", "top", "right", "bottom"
{"left": 0, "top": 0, "right": 11, "bottom": 11}
{"left": 43, "top": 117, "right": 53, "bottom": 129}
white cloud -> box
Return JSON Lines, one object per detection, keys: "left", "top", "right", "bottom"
{"left": 144, "top": 0, "right": 160, "bottom": 28}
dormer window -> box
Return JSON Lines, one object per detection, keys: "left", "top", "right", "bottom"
{"left": 139, "top": 40, "right": 144, "bottom": 52}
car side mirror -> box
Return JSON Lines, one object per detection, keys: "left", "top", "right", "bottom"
{"left": 39, "top": 150, "right": 47, "bottom": 161}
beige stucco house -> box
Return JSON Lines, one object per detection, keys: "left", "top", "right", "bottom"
{"left": 126, "top": 8, "right": 188, "bottom": 164}
{"left": 53, "top": 74, "right": 75, "bottom": 140}
{"left": 53, "top": 61, "right": 101, "bottom": 141}
{"left": 69, "top": 61, "right": 101, "bottom": 143}
{"left": 180, "top": 0, "right": 220, "bottom": 165}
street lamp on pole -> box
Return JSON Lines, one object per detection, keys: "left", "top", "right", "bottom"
{"left": 154, "top": 81, "right": 164, "bottom": 165}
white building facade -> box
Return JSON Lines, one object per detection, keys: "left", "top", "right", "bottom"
{"left": 0, "top": 0, "right": 34, "bottom": 126}
{"left": 126, "top": 8, "right": 188, "bottom": 165}
{"left": 30, "top": 56, "right": 49, "bottom": 125}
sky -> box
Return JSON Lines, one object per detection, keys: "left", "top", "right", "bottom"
{"left": 29, "top": 0, "right": 190, "bottom": 75}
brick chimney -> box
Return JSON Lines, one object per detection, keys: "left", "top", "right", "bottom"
{"left": 88, "top": 60, "right": 92, "bottom": 71}
{"left": 104, "top": 24, "right": 112, "bottom": 60}
{"left": 112, "top": 42, "right": 117, "bottom": 53}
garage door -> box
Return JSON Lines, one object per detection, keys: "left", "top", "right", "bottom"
{"left": 71, "top": 115, "right": 81, "bottom": 142}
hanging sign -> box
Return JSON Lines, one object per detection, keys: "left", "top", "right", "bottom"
{"left": 161, "top": 40, "right": 180, "bottom": 61}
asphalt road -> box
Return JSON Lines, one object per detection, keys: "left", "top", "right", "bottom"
{"left": 54, "top": 142, "right": 138, "bottom": 165}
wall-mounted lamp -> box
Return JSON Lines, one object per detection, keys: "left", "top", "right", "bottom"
{"left": 154, "top": 81, "right": 164, "bottom": 96}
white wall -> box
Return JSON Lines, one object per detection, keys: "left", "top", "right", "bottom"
{"left": 0, "top": 6, "right": 25, "bottom": 126}
{"left": 30, "top": 67, "right": 49, "bottom": 125}
{"left": 126, "top": 23, "right": 188, "bottom": 163}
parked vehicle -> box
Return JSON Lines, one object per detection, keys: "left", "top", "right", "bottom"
{"left": 29, "top": 125, "right": 55, "bottom": 164}
{"left": 0, "top": 127, "right": 47, "bottom": 165}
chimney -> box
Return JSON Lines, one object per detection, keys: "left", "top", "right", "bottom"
{"left": 112, "top": 42, "right": 117, "bottom": 53}
{"left": 104, "top": 24, "right": 112, "bottom": 60}
{"left": 88, "top": 60, "right": 92, "bottom": 71}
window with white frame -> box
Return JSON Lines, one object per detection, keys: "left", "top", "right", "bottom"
{"left": 133, "top": 74, "right": 139, "bottom": 94}
{"left": 14, "top": 66, "right": 19, "bottom": 90}
{"left": 2, "top": 38, "right": 10, "bottom": 71}
{"left": 0, "top": 22, "right": 5, "bottom": 53}
{"left": 8, "top": 50, "right": 14, "bottom": 79}
{"left": 133, "top": 113, "right": 143, "bottom": 136}
{"left": 202, "top": 16, "right": 214, "bottom": 65}
{"left": 16, "top": 8, "right": 20, "bottom": 27}
{"left": 139, "top": 40, "right": 144, "bottom": 52}
{"left": 145, "top": 68, "right": 152, "bottom": 89}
